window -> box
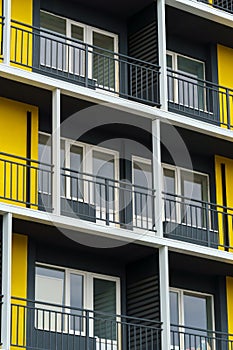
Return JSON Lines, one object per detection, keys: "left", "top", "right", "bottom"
{"left": 170, "top": 288, "right": 214, "bottom": 350}
{"left": 40, "top": 11, "right": 118, "bottom": 90}
{"left": 167, "top": 52, "right": 205, "bottom": 110}
{"left": 35, "top": 264, "right": 120, "bottom": 341}
{"left": 163, "top": 165, "right": 209, "bottom": 227}
{"left": 132, "top": 157, "right": 153, "bottom": 227}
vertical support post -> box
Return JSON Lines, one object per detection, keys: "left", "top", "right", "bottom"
{"left": 157, "top": 0, "right": 168, "bottom": 110}
{"left": 152, "top": 118, "right": 163, "bottom": 237}
{"left": 159, "top": 246, "right": 171, "bottom": 350}
{"left": 52, "top": 88, "right": 61, "bottom": 216}
{"left": 1, "top": 213, "right": 12, "bottom": 350}
{"left": 2, "top": 0, "right": 11, "bottom": 65}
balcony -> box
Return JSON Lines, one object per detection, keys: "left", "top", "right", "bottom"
{"left": 7, "top": 20, "right": 160, "bottom": 107}
{"left": 197, "top": 0, "right": 233, "bottom": 15}
{"left": 167, "top": 69, "right": 233, "bottom": 129}
{"left": 10, "top": 297, "right": 162, "bottom": 350}
{"left": 0, "top": 16, "right": 3, "bottom": 60}
{"left": 171, "top": 323, "right": 233, "bottom": 350}
{"left": 0, "top": 152, "right": 156, "bottom": 233}
{"left": 163, "top": 192, "right": 233, "bottom": 249}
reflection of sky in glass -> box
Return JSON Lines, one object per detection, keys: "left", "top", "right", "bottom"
{"left": 184, "top": 294, "right": 207, "bottom": 330}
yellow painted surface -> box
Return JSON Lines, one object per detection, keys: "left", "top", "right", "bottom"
{"left": 10, "top": 0, "right": 33, "bottom": 69}
{"left": 215, "top": 156, "right": 233, "bottom": 250}
{"left": 11, "top": 233, "right": 28, "bottom": 348}
{"left": 217, "top": 45, "right": 233, "bottom": 128}
{"left": 226, "top": 277, "right": 233, "bottom": 339}
{"left": 0, "top": 97, "right": 38, "bottom": 207}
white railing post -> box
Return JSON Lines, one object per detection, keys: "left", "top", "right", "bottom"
{"left": 1, "top": 213, "right": 12, "bottom": 350}
{"left": 159, "top": 245, "right": 171, "bottom": 350}
{"left": 52, "top": 88, "right": 61, "bottom": 215}
{"left": 157, "top": 0, "right": 168, "bottom": 110}
{"left": 2, "top": 0, "right": 11, "bottom": 65}
{"left": 152, "top": 118, "right": 163, "bottom": 237}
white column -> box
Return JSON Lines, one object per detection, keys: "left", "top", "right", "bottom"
{"left": 157, "top": 0, "right": 168, "bottom": 110}
{"left": 52, "top": 88, "right": 61, "bottom": 216}
{"left": 152, "top": 118, "right": 163, "bottom": 237}
{"left": 1, "top": 213, "right": 12, "bottom": 350}
{"left": 2, "top": 0, "right": 11, "bottom": 65}
{"left": 159, "top": 245, "right": 171, "bottom": 350}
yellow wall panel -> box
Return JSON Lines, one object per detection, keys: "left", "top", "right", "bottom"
{"left": 226, "top": 277, "right": 233, "bottom": 339}
{"left": 11, "top": 233, "right": 28, "bottom": 348}
{"left": 0, "top": 97, "right": 38, "bottom": 207}
{"left": 215, "top": 155, "right": 233, "bottom": 249}
{"left": 11, "top": 0, "right": 33, "bottom": 69}
{"left": 217, "top": 45, "right": 233, "bottom": 128}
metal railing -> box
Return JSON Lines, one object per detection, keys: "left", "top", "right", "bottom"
{"left": 163, "top": 192, "right": 233, "bottom": 249}
{"left": 167, "top": 69, "right": 233, "bottom": 129}
{"left": 11, "top": 297, "right": 162, "bottom": 350}
{"left": 0, "top": 16, "right": 4, "bottom": 59}
{"left": 171, "top": 323, "right": 233, "bottom": 350}
{"left": 61, "top": 168, "right": 156, "bottom": 231}
{"left": 197, "top": 0, "right": 233, "bottom": 14}
{"left": 10, "top": 20, "right": 160, "bottom": 106}
{"left": 0, "top": 152, "right": 53, "bottom": 210}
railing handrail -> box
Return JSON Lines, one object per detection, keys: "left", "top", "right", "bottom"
{"left": 167, "top": 68, "right": 233, "bottom": 94}
{"left": 10, "top": 19, "right": 160, "bottom": 70}
{"left": 62, "top": 167, "right": 155, "bottom": 193}
{"left": 0, "top": 151, "right": 53, "bottom": 168}
{"left": 171, "top": 323, "right": 233, "bottom": 338}
{"left": 11, "top": 296, "right": 162, "bottom": 327}
{"left": 163, "top": 191, "right": 233, "bottom": 212}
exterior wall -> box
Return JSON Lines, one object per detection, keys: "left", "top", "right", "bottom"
{"left": 215, "top": 155, "right": 233, "bottom": 248}
{"left": 11, "top": 0, "right": 33, "bottom": 69}
{"left": 0, "top": 97, "right": 38, "bottom": 207}
{"left": 11, "top": 233, "right": 28, "bottom": 347}
{"left": 226, "top": 277, "right": 233, "bottom": 337}
{"left": 217, "top": 45, "right": 233, "bottom": 127}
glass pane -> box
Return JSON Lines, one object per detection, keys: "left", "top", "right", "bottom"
{"left": 35, "top": 266, "right": 64, "bottom": 331}
{"left": 181, "top": 171, "right": 208, "bottom": 227}
{"left": 70, "top": 25, "right": 85, "bottom": 76}
{"left": 70, "top": 274, "right": 83, "bottom": 331}
{"left": 170, "top": 291, "right": 179, "bottom": 348}
{"left": 93, "top": 151, "right": 115, "bottom": 211}
{"left": 177, "top": 56, "right": 205, "bottom": 110}
{"left": 133, "top": 160, "right": 152, "bottom": 218}
{"left": 163, "top": 168, "right": 176, "bottom": 221}
{"left": 166, "top": 54, "right": 173, "bottom": 69}
{"left": 93, "top": 32, "right": 115, "bottom": 89}
{"left": 70, "top": 146, "right": 83, "bottom": 199}
{"left": 94, "top": 278, "right": 116, "bottom": 340}
{"left": 40, "top": 12, "right": 66, "bottom": 34}
{"left": 183, "top": 293, "right": 212, "bottom": 349}
{"left": 167, "top": 55, "right": 174, "bottom": 102}
{"left": 38, "top": 134, "right": 51, "bottom": 204}
{"left": 40, "top": 12, "right": 67, "bottom": 70}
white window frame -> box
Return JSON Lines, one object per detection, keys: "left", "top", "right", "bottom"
{"left": 35, "top": 262, "right": 121, "bottom": 341}
{"left": 170, "top": 287, "right": 215, "bottom": 350}
{"left": 167, "top": 51, "right": 206, "bottom": 111}
{"left": 40, "top": 10, "right": 119, "bottom": 92}
{"left": 162, "top": 163, "right": 210, "bottom": 228}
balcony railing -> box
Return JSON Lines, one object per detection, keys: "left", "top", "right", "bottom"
{"left": 0, "top": 16, "right": 4, "bottom": 59}
{"left": 171, "top": 323, "right": 233, "bottom": 350}
{"left": 60, "top": 168, "right": 156, "bottom": 231}
{"left": 11, "top": 297, "right": 162, "bottom": 350}
{"left": 163, "top": 192, "right": 233, "bottom": 249}
{"left": 197, "top": 0, "right": 233, "bottom": 15}
{"left": 9, "top": 20, "right": 160, "bottom": 107}
{"left": 0, "top": 152, "right": 53, "bottom": 211}
{"left": 167, "top": 69, "right": 233, "bottom": 129}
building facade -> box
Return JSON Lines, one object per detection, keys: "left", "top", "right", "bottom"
{"left": 1, "top": 0, "right": 233, "bottom": 349}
